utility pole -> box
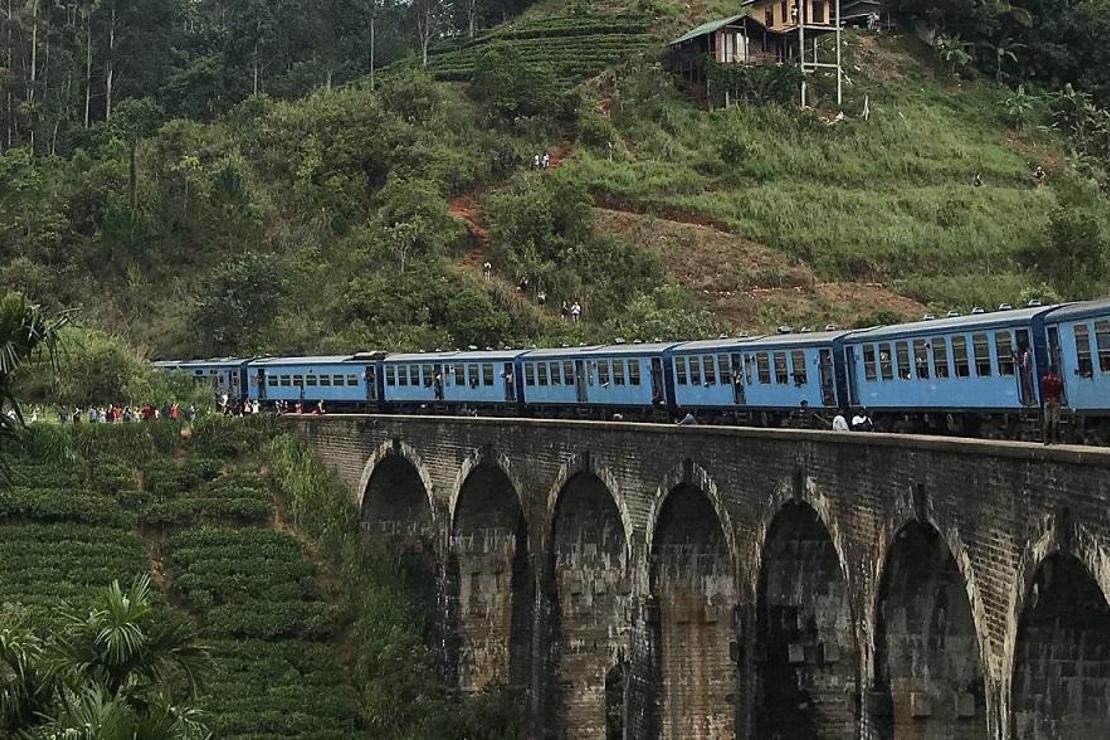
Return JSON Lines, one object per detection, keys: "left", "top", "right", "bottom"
{"left": 835, "top": 0, "right": 842, "bottom": 105}
{"left": 798, "top": 0, "right": 805, "bottom": 107}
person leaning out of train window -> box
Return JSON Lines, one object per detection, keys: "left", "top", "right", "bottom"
{"left": 1040, "top": 366, "right": 1064, "bottom": 446}
{"left": 832, "top": 409, "right": 849, "bottom": 431}
{"left": 851, "top": 408, "right": 874, "bottom": 432}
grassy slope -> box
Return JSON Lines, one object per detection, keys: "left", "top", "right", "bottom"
{"left": 0, "top": 422, "right": 365, "bottom": 739}
{"left": 548, "top": 29, "right": 1096, "bottom": 326}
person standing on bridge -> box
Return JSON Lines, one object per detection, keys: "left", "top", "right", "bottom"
{"left": 832, "top": 409, "right": 849, "bottom": 431}
{"left": 1040, "top": 365, "right": 1064, "bottom": 445}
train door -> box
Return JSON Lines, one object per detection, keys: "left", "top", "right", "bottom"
{"left": 365, "top": 367, "right": 377, "bottom": 401}
{"left": 503, "top": 362, "right": 516, "bottom": 402}
{"left": 574, "top": 360, "right": 588, "bottom": 403}
{"left": 255, "top": 369, "right": 266, "bottom": 399}
{"left": 1046, "top": 326, "right": 1065, "bottom": 404}
{"left": 818, "top": 349, "right": 835, "bottom": 406}
{"left": 650, "top": 358, "right": 665, "bottom": 406}
{"left": 433, "top": 363, "right": 445, "bottom": 401}
{"left": 844, "top": 347, "right": 859, "bottom": 407}
{"left": 1016, "top": 329, "right": 1035, "bottom": 405}
{"left": 730, "top": 353, "right": 745, "bottom": 405}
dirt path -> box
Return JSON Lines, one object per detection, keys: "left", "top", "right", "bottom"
{"left": 594, "top": 194, "right": 734, "bottom": 232}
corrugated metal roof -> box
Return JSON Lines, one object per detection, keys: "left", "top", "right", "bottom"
{"left": 669, "top": 13, "right": 747, "bottom": 45}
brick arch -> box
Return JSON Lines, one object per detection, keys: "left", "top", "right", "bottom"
{"left": 869, "top": 517, "right": 989, "bottom": 739}
{"left": 1001, "top": 516, "right": 1110, "bottom": 738}
{"left": 542, "top": 451, "right": 632, "bottom": 560}
{"left": 356, "top": 437, "right": 437, "bottom": 525}
{"left": 641, "top": 458, "right": 739, "bottom": 594}
{"left": 753, "top": 486, "right": 860, "bottom": 738}
{"left": 449, "top": 445, "right": 529, "bottom": 534}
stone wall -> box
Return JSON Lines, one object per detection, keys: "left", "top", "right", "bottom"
{"left": 292, "top": 415, "right": 1110, "bottom": 739}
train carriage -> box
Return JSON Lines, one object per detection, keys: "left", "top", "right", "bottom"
{"left": 842, "top": 306, "right": 1056, "bottom": 433}
{"left": 246, "top": 354, "right": 384, "bottom": 408}
{"left": 156, "top": 358, "right": 251, "bottom": 399}
{"left": 1044, "top": 299, "right": 1110, "bottom": 442}
{"left": 669, "top": 331, "right": 848, "bottom": 418}
{"left": 520, "top": 343, "right": 676, "bottom": 415}
{"left": 381, "top": 350, "right": 526, "bottom": 410}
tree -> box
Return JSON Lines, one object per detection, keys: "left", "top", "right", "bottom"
{"left": 1021, "top": 207, "right": 1109, "bottom": 297}
{"left": 471, "top": 42, "right": 559, "bottom": 118}
{"left": 191, "top": 252, "right": 289, "bottom": 354}
{"left": 110, "top": 96, "right": 164, "bottom": 230}
{"left": 985, "top": 37, "right": 1025, "bottom": 82}
{"left": 935, "top": 34, "right": 972, "bottom": 77}
{"left": 0, "top": 575, "right": 211, "bottom": 739}
{"left": 0, "top": 291, "right": 68, "bottom": 478}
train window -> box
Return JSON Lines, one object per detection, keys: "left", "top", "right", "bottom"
{"left": 863, "top": 345, "right": 877, "bottom": 381}
{"left": 614, "top": 359, "right": 626, "bottom": 385}
{"left": 307, "top": 374, "right": 319, "bottom": 387}
{"left": 482, "top": 364, "right": 494, "bottom": 386}
{"left": 267, "top": 376, "right": 278, "bottom": 387}
{"left": 538, "top": 362, "right": 548, "bottom": 385}
{"left": 397, "top": 367, "right": 408, "bottom": 386}
{"left": 550, "top": 362, "right": 562, "bottom": 385}
{"left": 894, "top": 342, "right": 910, "bottom": 380}
{"left": 280, "top": 375, "right": 291, "bottom": 387}
{"left": 587, "top": 361, "right": 596, "bottom": 385}
{"left": 468, "top": 364, "right": 480, "bottom": 388}
{"left": 563, "top": 361, "right": 574, "bottom": 383}
{"left": 676, "top": 358, "right": 688, "bottom": 385}
{"left": 599, "top": 361, "right": 610, "bottom": 386}
{"left": 1096, "top": 321, "right": 1110, "bottom": 372}
{"left": 319, "top": 375, "right": 331, "bottom": 387}
{"left": 995, "top": 333, "right": 1014, "bottom": 376}
{"left": 525, "top": 363, "right": 536, "bottom": 386}
{"left": 1074, "top": 324, "right": 1093, "bottom": 377}
{"left": 629, "top": 361, "right": 641, "bottom": 385}
{"left": 454, "top": 364, "right": 465, "bottom": 386}
{"left": 757, "top": 353, "right": 771, "bottom": 384}
{"left": 408, "top": 365, "right": 419, "bottom": 385}
{"left": 791, "top": 350, "right": 806, "bottom": 385}
{"left": 745, "top": 355, "right": 755, "bottom": 385}
{"left": 912, "top": 340, "right": 929, "bottom": 379}
{"left": 772, "top": 352, "right": 787, "bottom": 384}
{"left": 718, "top": 355, "right": 731, "bottom": 384}
{"left": 972, "top": 334, "right": 991, "bottom": 377}
{"left": 292, "top": 374, "right": 304, "bottom": 387}
{"left": 702, "top": 356, "right": 715, "bottom": 385}
{"left": 690, "top": 357, "right": 702, "bottom": 386}
{"left": 951, "top": 336, "right": 970, "bottom": 378}
{"left": 347, "top": 375, "right": 358, "bottom": 386}
{"left": 423, "top": 365, "right": 434, "bottom": 387}
{"left": 932, "top": 338, "right": 950, "bottom": 378}
{"left": 878, "top": 343, "right": 893, "bottom": 381}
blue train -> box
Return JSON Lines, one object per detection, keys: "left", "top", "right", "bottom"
{"left": 156, "top": 298, "right": 1110, "bottom": 443}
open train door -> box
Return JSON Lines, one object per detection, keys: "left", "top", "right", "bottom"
{"left": 503, "top": 362, "right": 516, "bottom": 402}
{"left": 818, "top": 349, "right": 835, "bottom": 406}
{"left": 730, "top": 353, "right": 744, "bottom": 405}
{"left": 651, "top": 358, "right": 665, "bottom": 406}
{"left": 574, "top": 360, "right": 588, "bottom": 403}
{"left": 255, "top": 368, "right": 266, "bottom": 400}
{"left": 365, "top": 366, "right": 377, "bottom": 402}
{"left": 1016, "top": 329, "right": 1035, "bottom": 405}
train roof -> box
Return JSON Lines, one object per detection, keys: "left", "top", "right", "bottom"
{"left": 673, "top": 330, "right": 849, "bottom": 352}
{"left": 522, "top": 342, "right": 680, "bottom": 358}
{"left": 160, "top": 357, "right": 249, "bottom": 368}
{"left": 1044, "top": 298, "right": 1110, "bottom": 323}
{"left": 384, "top": 349, "right": 528, "bottom": 362}
{"left": 250, "top": 355, "right": 364, "bottom": 366}
{"left": 845, "top": 304, "right": 1062, "bottom": 342}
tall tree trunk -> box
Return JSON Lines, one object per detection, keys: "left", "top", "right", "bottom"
{"left": 105, "top": 6, "right": 115, "bottom": 121}
{"left": 369, "top": 13, "right": 375, "bottom": 90}
{"left": 28, "top": 0, "right": 38, "bottom": 153}
{"left": 84, "top": 8, "right": 92, "bottom": 128}
{"left": 467, "top": 0, "right": 477, "bottom": 38}
{"left": 5, "top": 0, "right": 11, "bottom": 149}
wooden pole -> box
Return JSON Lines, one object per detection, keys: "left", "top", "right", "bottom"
{"left": 798, "top": 1, "right": 805, "bottom": 106}
{"left": 835, "top": 0, "right": 842, "bottom": 105}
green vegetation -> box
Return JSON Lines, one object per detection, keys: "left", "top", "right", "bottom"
{"left": 0, "top": 420, "right": 516, "bottom": 738}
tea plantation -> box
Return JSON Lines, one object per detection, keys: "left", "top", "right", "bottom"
{"left": 0, "top": 420, "right": 363, "bottom": 738}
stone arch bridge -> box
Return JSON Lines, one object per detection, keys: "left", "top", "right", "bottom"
{"left": 291, "top": 415, "right": 1110, "bottom": 740}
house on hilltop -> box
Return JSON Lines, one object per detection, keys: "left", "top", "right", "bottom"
{"left": 667, "top": 0, "right": 845, "bottom": 106}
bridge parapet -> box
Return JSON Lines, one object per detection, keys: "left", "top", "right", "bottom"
{"left": 292, "top": 415, "right": 1110, "bottom": 740}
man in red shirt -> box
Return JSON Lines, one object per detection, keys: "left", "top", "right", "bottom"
{"left": 1040, "top": 366, "right": 1064, "bottom": 445}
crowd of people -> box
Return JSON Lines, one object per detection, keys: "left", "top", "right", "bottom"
{"left": 54, "top": 402, "right": 196, "bottom": 424}
{"left": 217, "top": 393, "right": 326, "bottom": 416}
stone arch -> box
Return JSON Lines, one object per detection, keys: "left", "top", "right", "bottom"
{"left": 449, "top": 445, "right": 528, "bottom": 536}
{"left": 545, "top": 462, "right": 630, "bottom": 739}
{"left": 1010, "top": 535, "right": 1110, "bottom": 739}
{"left": 543, "top": 451, "right": 632, "bottom": 558}
{"left": 871, "top": 520, "right": 987, "bottom": 739}
{"left": 356, "top": 437, "right": 436, "bottom": 525}
{"left": 755, "top": 499, "right": 858, "bottom": 739}
{"left": 648, "top": 461, "right": 738, "bottom": 739}
{"left": 358, "top": 439, "right": 436, "bottom": 550}
{"left": 446, "top": 450, "right": 533, "bottom": 696}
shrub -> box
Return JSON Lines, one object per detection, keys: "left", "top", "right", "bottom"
{"left": 471, "top": 43, "right": 561, "bottom": 119}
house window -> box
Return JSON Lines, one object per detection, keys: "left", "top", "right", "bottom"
{"left": 773, "top": 352, "right": 789, "bottom": 384}
{"left": 779, "top": 0, "right": 787, "bottom": 25}
{"left": 702, "top": 356, "right": 715, "bottom": 385}
{"left": 525, "top": 363, "right": 536, "bottom": 386}
{"left": 913, "top": 339, "right": 929, "bottom": 379}
{"left": 765, "top": 6, "right": 774, "bottom": 26}
{"left": 952, "top": 336, "right": 970, "bottom": 378}
{"left": 482, "top": 364, "right": 494, "bottom": 386}
{"left": 895, "top": 342, "right": 910, "bottom": 379}
{"left": 757, "top": 354, "right": 771, "bottom": 385}
{"left": 932, "top": 338, "right": 950, "bottom": 378}
{"left": 1096, "top": 320, "right": 1110, "bottom": 372}
{"left": 878, "top": 343, "right": 893, "bottom": 381}
{"left": 676, "top": 358, "right": 688, "bottom": 385}
{"left": 995, "top": 332, "right": 1014, "bottom": 376}
{"left": 1075, "top": 324, "right": 1093, "bottom": 377}
{"left": 629, "top": 361, "right": 641, "bottom": 386}
{"left": 972, "top": 334, "right": 991, "bottom": 377}
{"left": 791, "top": 350, "right": 807, "bottom": 385}
{"left": 550, "top": 362, "right": 562, "bottom": 385}
{"left": 863, "top": 345, "right": 877, "bottom": 382}
{"left": 812, "top": 0, "right": 826, "bottom": 23}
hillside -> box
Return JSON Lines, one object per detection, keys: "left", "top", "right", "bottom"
{"left": 0, "top": 2, "right": 1107, "bottom": 370}
{"left": 0, "top": 421, "right": 514, "bottom": 738}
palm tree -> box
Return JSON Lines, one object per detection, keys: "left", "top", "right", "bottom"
{"left": 0, "top": 576, "right": 212, "bottom": 739}
{"left": 0, "top": 291, "right": 70, "bottom": 477}
{"left": 987, "top": 37, "right": 1026, "bottom": 83}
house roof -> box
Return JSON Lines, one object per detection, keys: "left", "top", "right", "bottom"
{"left": 669, "top": 14, "right": 747, "bottom": 46}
